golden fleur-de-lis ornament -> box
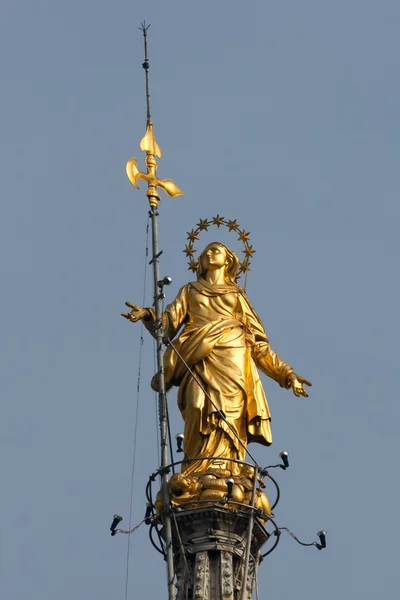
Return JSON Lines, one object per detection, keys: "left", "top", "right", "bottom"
{"left": 126, "top": 122, "right": 183, "bottom": 207}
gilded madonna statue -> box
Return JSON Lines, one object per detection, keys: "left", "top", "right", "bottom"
{"left": 122, "top": 242, "right": 311, "bottom": 496}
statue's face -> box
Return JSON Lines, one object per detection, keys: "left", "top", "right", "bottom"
{"left": 201, "top": 243, "right": 227, "bottom": 271}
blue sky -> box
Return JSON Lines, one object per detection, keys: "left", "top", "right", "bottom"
{"left": 1, "top": 1, "right": 399, "bottom": 598}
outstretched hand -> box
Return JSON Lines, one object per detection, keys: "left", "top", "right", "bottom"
{"left": 121, "top": 302, "right": 149, "bottom": 323}
{"left": 288, "top": 373, "right": 312, "bottom": 397}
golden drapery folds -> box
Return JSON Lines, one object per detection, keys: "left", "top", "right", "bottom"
{"left": 143, "top": 277, "right": 294, "bottom": 476}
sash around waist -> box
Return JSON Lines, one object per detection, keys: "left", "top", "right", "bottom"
{"left": 164, "top": 318, "right": 246, "bottom": 385}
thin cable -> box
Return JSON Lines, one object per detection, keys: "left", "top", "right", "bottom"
{"left": 124, "top": 330, "right": 143, "bottom": 599}
{"left": 153, "top": 276, "right": 161, "bottom": 464}
{"left": 161, "top": 297, "right": 175, "bottom": 474}
{"left": 256, "top": 570, "right": 260, "bottom": 600}
{"left": 165, "top": 399, "right": 175, "bottom": 475}
{"left": 115, "top": 518, "right": 146, "bottom": 536}
{"left": 171, "top": 511, "right": 190, "bottom": 581}
{"left": 166, "top": 338, "right": 259, "bottom": 468}
{"left": 244, "top": 269, "right": 248, "bottom": 292}
{"left": 153, "top": 340, "right": 160, "bottom": 464}
{"left": 124, "top": 217, "right": 150, "bottom": 600}
{"left": 251, "top": 552, "right": 260, "bottom": 600}
{"left": 278, "top": 527, "right": 322, "bottom": 548}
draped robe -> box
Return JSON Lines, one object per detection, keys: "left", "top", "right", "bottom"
{"left": 144, "top": 279, "right": 294, "bottom": 474}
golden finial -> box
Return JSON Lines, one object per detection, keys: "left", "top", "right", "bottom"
{"left": 125, "top": 23, "right": 183, "bottom": 207}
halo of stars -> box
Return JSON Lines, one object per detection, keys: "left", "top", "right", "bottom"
{"left": 184, "top": 216, "right": 256, "bottom": 279}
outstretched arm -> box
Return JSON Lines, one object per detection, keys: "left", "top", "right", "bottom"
{"left": 253, "top": 338, "right": 311, "bottom": 397}
{"left": 286, "top": 372, "right": 312, "bottom": 397}
{"left": 238, "top": 292, "right": 312, "bottom": 397}
{"left": 121, "top": 285, "right": 189, "bottom": 340}
{"left": 121, "top": 303, "right": 150, "bottom": 322}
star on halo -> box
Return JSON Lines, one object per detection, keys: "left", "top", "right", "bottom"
{"left": 212, "top": 215, "right": 225, "bottom": 228}
{"left": 239, "top": 259, "right": 251, "bottom": 273}
{"left": 243, "top": 244, "right": 256, "bottom": 258}
{"left": 188, "top": 258, "right": 199, "bottom": 272}
{"left": 183, "top": 244, "right": 196, "bottom": 257}
{"left": 187, "top": 229, "right": 200, "bottom": 242}
{"left": 237, "top": 229, "right": 251, "bottom": 242}
{"left": 227, "top": 219, "right": 239, "bottom": 231}
{"left": 197, "top": 218, "right": 211, "bottom": 231}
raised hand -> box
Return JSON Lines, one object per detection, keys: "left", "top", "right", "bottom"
{"left": 287, "top": 373, "right": 312, "bottom": 397}
{"left": 121, "top": 302, "right": 150, "bottom": 323}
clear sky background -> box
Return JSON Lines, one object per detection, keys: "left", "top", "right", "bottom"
{"left": 1, "top": 1, "right": 399, "bottom": 598}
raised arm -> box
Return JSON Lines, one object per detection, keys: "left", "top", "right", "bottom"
{"left": 122, "top": 284, "right": 189, "bottom": 340}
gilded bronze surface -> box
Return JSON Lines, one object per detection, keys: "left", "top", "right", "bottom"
{"left": 183, "top": 216, "right": 255, "bottom": 279}
{"left": 122, "top": 242, "right": 311, "bottom": 504}
{"left": 154, "top": 467, "right": 272, "bottom": 520}
{"left": 126, "top": 122, "right": 183, "bottom": 206}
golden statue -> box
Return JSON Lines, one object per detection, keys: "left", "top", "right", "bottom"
{"left": 122, "top": 241, "right": 311, "bottom": 513}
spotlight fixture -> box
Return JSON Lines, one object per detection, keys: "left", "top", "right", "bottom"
{"left": 175, "top": 433, "right": 184, "bottom": 453}
{"left": 157, "top": 276, "right": 172, "bottom": 288}
{"left": 110, "top": 514, "right": 123, "bottom": 536}
{"left": 226, "top": 478, "right": 234, "bottom": 499}
{"left": 317, "top": 530, "right": 327, "bottom": 550}
{"left": 260, "top": 450, "right": 290, "bottom": 476}
{"left": 145, "top": 503, "right": 153, "bottom": 525}
{"left": 279, "top": 451, "right": 289, "bottom": 470}
{"left": 275, "top": 527, "right": 327, "bottom": 552}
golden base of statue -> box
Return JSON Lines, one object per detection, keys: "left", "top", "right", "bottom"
{"left": 154, "top": 465, "right": 271, "bottom": 521}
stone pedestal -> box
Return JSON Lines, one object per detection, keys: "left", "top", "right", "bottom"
{"left": 170, "top": 507, "right": 269, "bottom": 600}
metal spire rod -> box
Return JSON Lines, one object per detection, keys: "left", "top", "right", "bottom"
{"left": 137, "top": 22, "right": 176, "bottom": 600}
{"left": 139, "top": 22, "right": 151, "bottom": 124}
{"left": 149, "top": 207, "right": 175, "bottom": 600}
{"left": 125, "top": 24, "right": 182, "bottom": 599}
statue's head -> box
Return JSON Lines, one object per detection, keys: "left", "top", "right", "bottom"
{"left": 197, "top": 242, "right": 240, "bottom": 284}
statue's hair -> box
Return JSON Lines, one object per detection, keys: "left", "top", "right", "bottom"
{"left": 197, "top": 242, "right": 240, "bottom": 284}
